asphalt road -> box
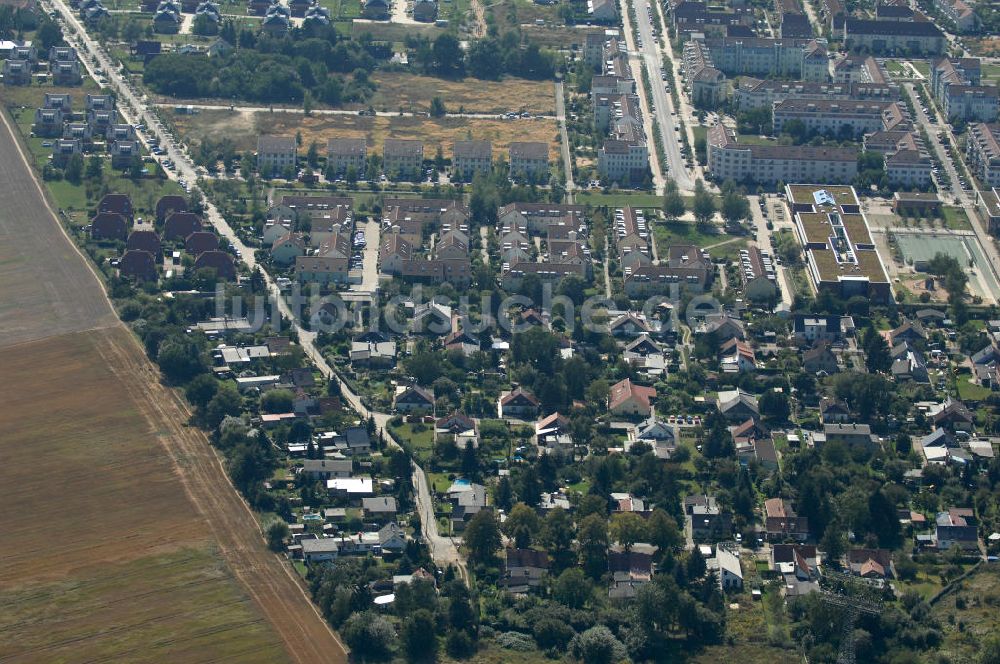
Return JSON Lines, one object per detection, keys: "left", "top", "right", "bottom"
{"left": 555, "top": 81, "right": 576, "bottom": 202}
{"left": 44, "top": 0, "right": 465, "bottom": 580}
{"left": 633, "top": 0, "right": 696, "bottom": 192}
{"left": 619, "top": 1, "right": 665, "bottom": 193}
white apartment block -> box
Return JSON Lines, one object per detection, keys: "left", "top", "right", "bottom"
{"left": 707, "top": 125, "right": 858, "bottom": 185}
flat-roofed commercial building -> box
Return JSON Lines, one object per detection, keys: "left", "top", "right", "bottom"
{"left": 786, "top": 184, "right": 891, "bottom": 303}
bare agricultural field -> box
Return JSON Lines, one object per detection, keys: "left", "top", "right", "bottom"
{"left": 0, "top": 329, "right": 289, "bottom": 663}
{"left": 0, "top": 111, "right": 346, "bottom": 664}
{"left": 175, "top": 109, "right": 560, "bottom": 160}
{"left": 370, "top": 72, "right": 555, "bottom": 115}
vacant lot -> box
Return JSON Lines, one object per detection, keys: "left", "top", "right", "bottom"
{"left": 370, "top": 72, "right": 555, "bottom": 115}
{"left": 932, "top": 564, "right": 1000, "bottom": 663}
{"left": 175, "top": 108, "right": 560, "bottom": 160}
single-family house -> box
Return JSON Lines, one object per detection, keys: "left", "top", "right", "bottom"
{"left": 608, "top": 378, "right": 657, "bottom": 417}
{"left": 504, "top": 548, "right": 550, "bottom": 590}
{"left": 500, "top": 388, "right": 540, "bottom": 418}
{"left": 394, "top": 385, "right": 435, "bottom": 413}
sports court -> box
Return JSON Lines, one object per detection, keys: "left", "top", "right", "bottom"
{"left": 894, "top": 232, "right": 1000, "bottom": 303}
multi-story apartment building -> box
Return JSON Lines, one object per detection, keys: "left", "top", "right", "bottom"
{"left": 50, "top": 46, "right": 82, "bottom": 85}
{"left": 669, "top": 0, "right": 753, "bottom": 40}
{"left": 862, "top": 129, "right": 921, "bottom": 156}
{"left": 707, "top": 125, "right": 858, "bottom": 184}
{"left": 683, "top": 39, "right": 726, "bottom": 108}
{"left": 933, "top": 0, "right": 978, "bottom": 33}
{"left": 831, "top": 54, "right": 891, "bottom": 85}
{"left": 842, "top": 18, "right": 945, "bottom": 54}
{"left": 966, "top": 123, "right": 1000, "bottom": 188}
{"left": 383, "top": 139, "right": 424, "bottom": 180}
{"left": 942, "top": 86, "right": 999, "bottom": 123}
{"left": 584, "top": 29, "right": 620, "bottom": 69}
{"left": 931, "top": 58, "right": 981, "bottom": 98}
{"left": 787, "top": 184, "right": 891, "bottom": 303}
{"left": 452, "top": 140, "right": 492, "bottom": 181}
{"left": 509, "top": 142, "right": 550, "bottom": 180}
{"left": 595, "top": 93, "right": 648, "bottom": 184}
{"left": 703, "top": 36, "right": 829, "bottom": 82}
{"left": 931, "top": 58, "right": 998, "bottom": 122}
{"left": 33, "top": 93, "right": 72, "bottom": 137}
{"left": 885, "top": 149, "right": 933, "bottom": 188}
{"left": 257, "top": 134, "right": 297, "bottom": 174}
{"left": 734, "top": 78, "right": 896, "bottom": 111}
{"left": 2, "top": 58, "right": 32, "bottom": 84}
{"left": 772, "top": 99, "right": 907, "bottom": 138}
{"left": 326, "top": 137, "right": 367, "bottom": 177}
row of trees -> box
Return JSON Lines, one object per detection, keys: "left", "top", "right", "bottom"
{"left": 403, "top": 32, "right": 559, "bottom": 81}
{"left": 662, "top": 179, "right": 750, "bottom": 227}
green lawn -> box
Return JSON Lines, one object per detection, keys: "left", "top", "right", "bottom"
{"left": 956, "top": 379, "right": 991, "bottom": 401}
{"left": 426, "top": 471, "right": 452, "bottom": 494}
{"left": 575, "top": 191, "right": 663, "bottom": 209}
{"left": 984, "top": 63, "right": 1000, "bottom": 86}
{"left": 941, "top": 206, "right": 973, "bottom": 231}
{"left": 653, "top": 220, "right": 748, "bottom": 261}
{"left": 735, "top": 133, "right": 777, "bottom": 145}
{"left": 389, "top": 421, "right": 435, "bottom": 462}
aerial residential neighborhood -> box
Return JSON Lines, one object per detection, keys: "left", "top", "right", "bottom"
{"left": 4, "top": 0, "right": 1000, "bottom": 661}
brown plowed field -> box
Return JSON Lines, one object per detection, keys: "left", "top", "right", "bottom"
{"left": 0, "top": 107, "right": 346, "bottom": 662}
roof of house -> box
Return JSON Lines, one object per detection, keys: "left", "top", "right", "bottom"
{"left": 362, "top": 496, "right": 398, "bottom": 513}
{"left": 506, "top": 547, "right": 550, "bottom": 569}
{"left": 258, "top": 134, "right": 296, "bottom": 153}
{"left": 453, "top": 139, "right": 492, "bottom": 159}
{"left": 716, "top": 548, "right": 743, "bottom": 579}
{"left": 501, "top": 387, "right": 540, "bottom": 407}
{"left": 845, "top": 17, "right": 943, "bottom": 37}
{"left": 383, "top": 138, "right": 423, "bottom": 157}
{"left": 396, "top": 384, "right": 434, "bottom": 403}
{"left": 127, "top": 230, "right": 161, "bottom": 254}
{"left": 608, "top": 378, "right": 656, "bottom": 411}
{"left": 509, "top": 141, "right": 549, "bottom": 160}
{"left": 327, "top": 137, "right": 366, "bottom": 155}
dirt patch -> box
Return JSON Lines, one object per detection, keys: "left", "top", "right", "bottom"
{"left": 176, "top": 109, "right": 560, "bottom": 160}
{"left": 370, "top": 72, "right": 555, "bottom": 115}
{"left": 904, "top": 275, "right": 949, "bottom": 303}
